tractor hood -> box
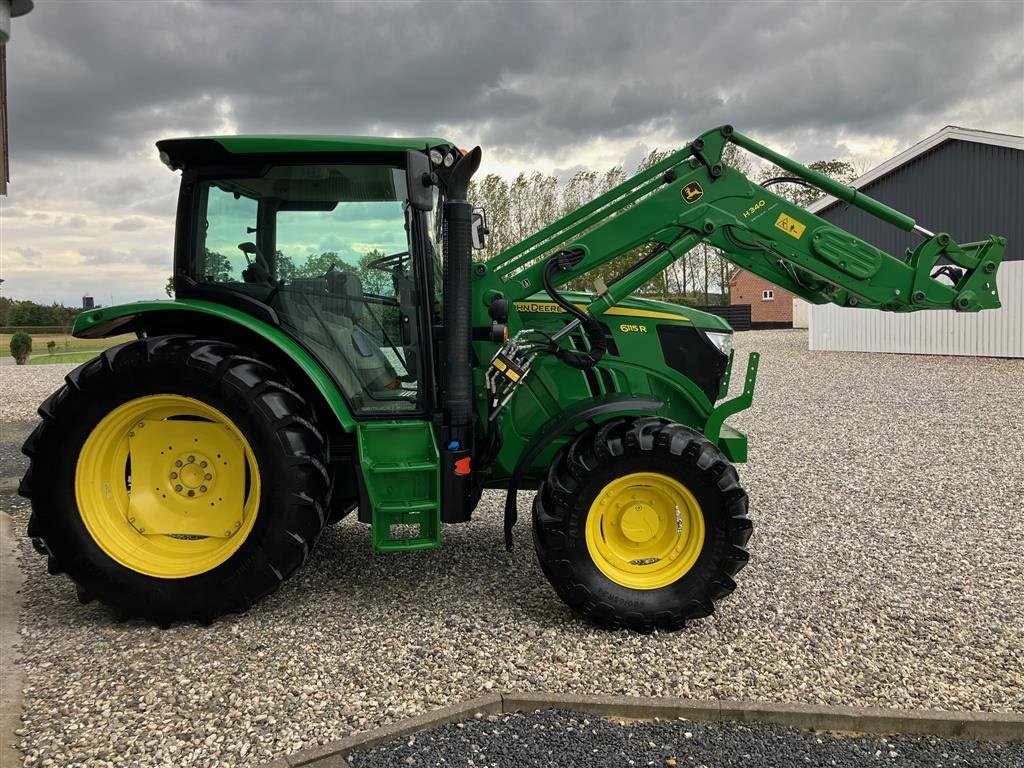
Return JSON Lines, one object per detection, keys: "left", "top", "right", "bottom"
{"left": 514, "top": 292, "right": 733, "bottom": 333}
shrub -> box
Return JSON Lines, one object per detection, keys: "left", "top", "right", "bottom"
{"left": 10, "top": 332, "right": 32, "bottom": 364}
{"left": 47, "top": 340, "right": 57, "bottom": 355}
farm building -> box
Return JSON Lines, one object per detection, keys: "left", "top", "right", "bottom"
{"left": 805, "top": 126, "right": 1022, "bottom": 358}
{"left": 728, "top": 268, "right": 795, "bottom": 328}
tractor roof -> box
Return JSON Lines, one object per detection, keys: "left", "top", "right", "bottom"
{"left": 156, "top": 135, "right": 454, "bottom": 171}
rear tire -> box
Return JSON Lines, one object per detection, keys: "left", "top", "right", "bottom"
{"left": 19, "top": 335, "right": 329, "bottom": 626}
{"left": 532, "top": 417, "right": 751, "bottom": 632}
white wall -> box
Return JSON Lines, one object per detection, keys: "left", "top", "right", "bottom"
{"left": 792, "top": 298, "right": 809, "bottom": 329}
{"left": 808, "top": 260, "right": 1023, "bottom": 358}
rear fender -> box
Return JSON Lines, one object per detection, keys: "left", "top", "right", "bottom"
{"left": 73, "top": 299, "right": 356, "bottom": 432}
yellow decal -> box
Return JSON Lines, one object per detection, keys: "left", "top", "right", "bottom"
{"left": 619, "top": 324, "right": 647, "bottom": 334}
{"left": 681, "top": 182, "right": 704, "bottom": 204}
{"left": 514, "top": 301, "right": 687, "bottom": 322}
{"left": 774, "top": 212, "right": 806, "bottom": 239}
{"left": 743, "top": 199, "right": 766, "bottom": 218}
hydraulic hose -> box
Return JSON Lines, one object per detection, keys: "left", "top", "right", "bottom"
{"left": 542, "top": 252, "right": 607, "bottom": 370}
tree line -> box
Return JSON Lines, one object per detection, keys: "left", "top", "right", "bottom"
{"left": 0, "top": 297, "right": 82, "bottom": 329}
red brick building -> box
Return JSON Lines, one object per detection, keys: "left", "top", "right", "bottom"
{"left": 728, "top": 269, "right": 794, "bottom": 327}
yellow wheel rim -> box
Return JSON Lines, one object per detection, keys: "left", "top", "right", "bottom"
{"left": 75, "top": 394, "right": 261, "bottom": 579}
{"left": 585, "top": 471, "right": 705, "bottom": 590}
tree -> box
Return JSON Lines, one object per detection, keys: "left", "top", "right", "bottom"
{"left": 165, "top": 275, "right": 175, "bottom": 298}
{"left": 357, "top": 249, "right": 393, "bottom": 296}
{"left": 275, "top": 250, "right": 296, "bottom": 282}
{"left": 9, "top": 332, "right": 32, "bottom": 364}
{"left": 201, "top": 249, "right": 234, "bottom": 282}
{"left": 293, "top": 251, "right": 349, "bottom": 279}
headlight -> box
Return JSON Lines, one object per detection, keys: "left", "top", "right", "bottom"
{"left": 703, "top": 331, "right": 732, "bottom": 356}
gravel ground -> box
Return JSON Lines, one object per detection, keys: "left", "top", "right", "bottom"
{"left": 0, "top": 364, "right": 75, "bottom": 424}
{"left": 350, "top": 709, "right": 1024, "bottom": 768}
{"left": 3, "top": 330, "right": 1023, "bottom": 767}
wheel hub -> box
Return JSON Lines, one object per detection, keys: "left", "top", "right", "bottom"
{"left": 170, "top": 452, "right": 216, "bottom": 499}
{"left": 619, "top": 503, "right": 661, "bottom": 543}
{"left": 124, "top": 417, "right": 247, "bottom": 539}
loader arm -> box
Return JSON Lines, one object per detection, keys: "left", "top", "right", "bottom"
{"left": 483, "top": 125, "right": 1005, "bottom": 316}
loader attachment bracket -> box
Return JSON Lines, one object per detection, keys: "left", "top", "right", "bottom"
{"left": 704, "top": 352, "right": 759, "bottom": 448}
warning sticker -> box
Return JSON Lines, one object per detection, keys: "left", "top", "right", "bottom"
{"left": 774, "top": 213, "right": 806, "bottom": 239}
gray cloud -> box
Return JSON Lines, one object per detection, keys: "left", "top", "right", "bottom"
{"left": 111, "top": 216, "right": 148, "bottom": 232}
{"left": 2, "top": 0, "right": 1021, "bottom": 305}
{"left": 10, "top": 246, "right": 44, "bottom": 262}
{"left": 9, "top": 1, "right": 1021, "bottom": 165}
{"left": 79, "top": 246, "right": 166, "bottom": 267}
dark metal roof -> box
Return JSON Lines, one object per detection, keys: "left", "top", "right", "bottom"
{"left": 814, "top": 138, "right": 1023, "bottom": 262}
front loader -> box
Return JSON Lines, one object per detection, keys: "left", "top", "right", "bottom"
{"left": 20, "top": 126, "right": 1005, "bottom": 631}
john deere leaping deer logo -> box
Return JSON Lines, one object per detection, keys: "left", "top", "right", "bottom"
{"left": 681, "top": 182, "right": 703, "bottom": 204}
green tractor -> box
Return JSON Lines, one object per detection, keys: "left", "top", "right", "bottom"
{"left": 20, "top": 126, "right": 1005, "bottom": 630}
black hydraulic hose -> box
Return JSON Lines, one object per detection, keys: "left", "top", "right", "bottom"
{"left": 542, "top": 253, "right": 607, "bottom": 370}
{"left": 760, "top": 175, "right": 816, "bottom": 191}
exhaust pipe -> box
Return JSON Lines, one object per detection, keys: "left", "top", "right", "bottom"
{"left": 440, "top": 147, "right": 481, "bottom": 524}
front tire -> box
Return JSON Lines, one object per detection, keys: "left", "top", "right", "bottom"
{"left": 532, "top": 417, "right": 751, "bottom": 632}
{"left": 19, "top": 335, "right": 330, "bottom": 626}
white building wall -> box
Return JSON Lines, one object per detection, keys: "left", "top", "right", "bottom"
{"left": 792, "top": 298, "right": 809, "bottom": 329}
{"left": 808, "top": 260, "right": 1023, "bottom": 358}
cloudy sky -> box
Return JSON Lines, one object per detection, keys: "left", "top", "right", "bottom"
{"left": 2, "top": 0, "right": 1022, "bottom": 306}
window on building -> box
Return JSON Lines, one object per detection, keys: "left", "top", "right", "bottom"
{"left": 762, "top": 289, "right": 774, "bottom": 301}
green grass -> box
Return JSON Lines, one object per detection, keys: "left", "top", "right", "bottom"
{"left": 2, "top": 332, "right": 134, "bottom": 355}
{"left": 26, "top": 351, "right": 105, "bottom": 365}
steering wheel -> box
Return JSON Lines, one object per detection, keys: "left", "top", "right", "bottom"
{"left": 237, "top": 241, "right": 272, "bottom": 282}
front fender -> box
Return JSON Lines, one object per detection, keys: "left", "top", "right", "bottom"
{"left": 73, "top": 299, "right": 356, "bottom": 431}
{"left": 498, "top": 393, "right": 662, "bottom": 549}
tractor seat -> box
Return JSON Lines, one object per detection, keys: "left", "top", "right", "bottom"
{"left": 323, "top": 271, "right": 399, "bottom": 393}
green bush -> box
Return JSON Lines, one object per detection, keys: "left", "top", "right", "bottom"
{"left": 47, "top": 340, "right": 57, "bottom": 355}
{"left": 10, "top": 331, "right": 32, "bottom": 364}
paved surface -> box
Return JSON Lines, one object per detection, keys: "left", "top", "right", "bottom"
{"left": 349, "top": 709, "right": 1024, "bottom": 768}
{"left": 2, "top": 331, "right": 1022, "bottom": 767}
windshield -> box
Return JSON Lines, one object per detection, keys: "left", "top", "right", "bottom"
{"left": 192, "top": 163, "right": 427, "bottom": 415}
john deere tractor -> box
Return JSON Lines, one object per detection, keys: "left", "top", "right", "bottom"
{"left": 20, "top": 126, "right": 1004, "bottom": 630}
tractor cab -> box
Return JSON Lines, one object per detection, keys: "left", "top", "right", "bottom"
{"left": 158, "top": 136, "right": 455, "bottom": 416}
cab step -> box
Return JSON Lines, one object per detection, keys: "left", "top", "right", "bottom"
{"left": 356, "top": 421, "right": 441, "bottom": 551}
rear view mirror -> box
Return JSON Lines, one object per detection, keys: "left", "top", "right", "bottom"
{"left": 406, "top": 150, "right": 434, "bottom": 212}
{"left": 471, "top": 208, "right": 489, "bottom": 251}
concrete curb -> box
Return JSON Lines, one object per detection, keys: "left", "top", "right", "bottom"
{"left": 264, "top": 692, "right": 1024, "bottom": 767}
{"left": 0, "top": 478, "right": 20, "bottom": 493}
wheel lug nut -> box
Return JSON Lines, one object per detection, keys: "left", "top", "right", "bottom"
{"left": 187, "top": 455, "right": 195, "bottom": 463}
{"left": 175, "top": 460, "right": 183, "bottom": 467}
{"left": 170, "top": 472, "right": 178, "bottom": 480}
{"left": 187, "top": 490, "right": 195, "bottom": 497}
{"left": 174, "top": 484, "right": 183, "bottom": 492}
{"left": 204, "top": 473, "right": 212, "bottom": 481}
{"left": 200, "top": 461, "right": 208, "bottom": 468}
{"left": 199, "top": 485, "right": 207, "bottom": 492}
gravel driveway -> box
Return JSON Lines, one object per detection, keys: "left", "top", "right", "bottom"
{"left": 2, "top": 330, "right": 1022, "bottom": 768}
